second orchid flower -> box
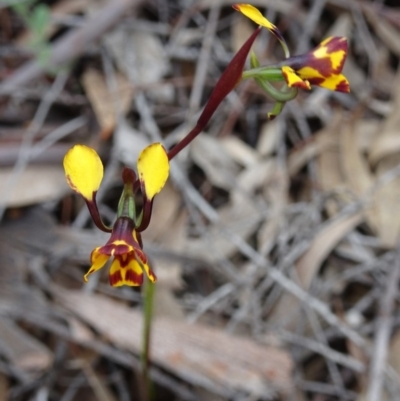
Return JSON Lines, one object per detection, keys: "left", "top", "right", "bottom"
{"left": 234, "top": 3, "right": 350, "bottom": 118}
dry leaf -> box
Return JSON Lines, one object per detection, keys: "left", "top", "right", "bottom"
{"left": 355, "top": 120, "right": 380, "bottom": 152}
{"left": 142, "top": 183, "right": 186, "bottom": 319}
{"left": 317, "top": 124, "right": 346, "bottom": 215}
{"left": 268, "top": 212, "right": 364, "bottom": 328}
{"left": 114, "top": 119, "right": 149, "bottom": 168}
{"left": 389, "top": 329, "right": 400, "bottom": 374}
{"left": 340, "top": 117, "right": 374, "bottom": 197}
{"left": 295, "top": 212, "right": 364, "bottom": 288}
{"left": 81, "top": 69, "right": 133, "bottom": 138}
{"left": 364, "top": 7, "right": 400, "bottom": 56}
{"left": 258, "top": 164, "right": 288, "bottom": 255}
{"left": 256, "top": 119, "right": 282, "bottom": 157}
{"left": 185, "top": 200, "right": 263, "bottom": 263}
{"left": 56, "top": 287, "right": 293, "bottom": 398}
{"left": 366, "top": 69, "right": 400, "bottom": 246}
{"left": 190, "top": 135, "right": 239, "bottom": 190}
{"left": 220, "top": 136, "right": 259, "bottom": 167}
{"left": 231, "top": 158, "right": 275, "bottom": 206}
{"left": 288, "top": 128, "right": 337, "bottom": 177}
{"left": 339, "top": 118, "right": 379, "bottom": 232}
{"left": 0, "top": 166, "right": 67, "bottom": 207}
{"left": 82, "top": 363, "right": 118, "bottom": 401}
{"left": 375, "top": 154, "right": 400, "bottom": 248}
{"left": 369, "top": 69, "right": 400, "bottom": 165}
{"left": 231, "top": 14, "right": 255, "bottom": 53}
{"left": 0, "top": 317, "right": 52, "bottom": 372}
{"left": 369, "top": 131, "right": 400, "bottom": 166}
{"left": 0, "top": 374, "right": 8, "bottom": 400}
{"left": 105, "top": 30, "right": 172, "bottom": 102}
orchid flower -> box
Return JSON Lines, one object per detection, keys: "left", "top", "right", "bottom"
{"left": 63, "top": 143, "right": 169, "bottom": 286}
{"left": 234, "top": 4, "right": 350, "bottom": 118}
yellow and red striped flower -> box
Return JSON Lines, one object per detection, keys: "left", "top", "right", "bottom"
{"left": 281, "top": 37, "right": 349, "bottom": 92}
{"left": 63, "top": 143, "right": 169, "bottom": 287}
{"left": 86, "top": 217, "right": 155, "bottom": 286}
{"left": 233, "top": 4, "right": 350, "bottom": 93}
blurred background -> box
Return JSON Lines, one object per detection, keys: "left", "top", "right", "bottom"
{"left": 0, "top": 0, "right": 400, "bottom": 400}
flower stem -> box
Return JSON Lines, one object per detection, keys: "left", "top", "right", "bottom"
{"left": 167, "top": 27, "right": 262, "bottom": 160}
{"left": 141, "top": 278, "right": 156, "bottom": 401}
{"left": 241, "top": 66, "right": 284, "bottom": 81}
{"left": 249, "top": 53, "right": 297, "bottom": 103}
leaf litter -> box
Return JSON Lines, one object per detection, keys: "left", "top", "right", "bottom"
{"left": 1, "top": 0, "right": 400, "bottom": 400}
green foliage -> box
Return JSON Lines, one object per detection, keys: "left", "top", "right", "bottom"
{"left": 10, "top": 0, "right": 52, "bottom": 68}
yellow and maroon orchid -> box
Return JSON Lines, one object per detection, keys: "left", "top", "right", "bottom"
{"left": 281, "top": 37, "right": 349, "bottom": 93}
{"left": 63, "top": 143, "right": 169, "bottom": 286}
{"left": 234, "top": 3, "right": 350, "bottom": 93}
{"left": 232, "top": 4, "right": 290, "bottom": 58}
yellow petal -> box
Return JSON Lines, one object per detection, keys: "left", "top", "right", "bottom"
{"left": 84, "top": 247, "right": 109, "bottom": 282}
{"left": 233, "top": 4, "right": 289, "bottom": 57}
{"left": 281, "top": 66, "right": 311, "bottom": 90}
{"left": 233, "top": 4, "right": 276, "bottom": 30}
{"left": 137, "top": 143, "right": 169, "bottom": 200}
{"left": 63, "top": 145, "right": 104, "bottom": 201}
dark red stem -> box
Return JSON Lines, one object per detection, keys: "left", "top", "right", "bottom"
{"left": 136, "top": 199, "right": 153, "bottom": 232}
{"left": 167, "top": 27, "right": 261, "bottom": 160}
{"left": 85, "top": 193, "right": 112, "bottom": 233}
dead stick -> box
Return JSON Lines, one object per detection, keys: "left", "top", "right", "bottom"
{"left": 367, "top": 249, "right": 400, "bottom": 401}
{"left": 0, "top": 0, "right": 142, "bottom": 95}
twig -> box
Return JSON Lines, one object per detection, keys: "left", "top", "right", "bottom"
{"left": 187, "top": 283, "right": 235, "bottom": 323}
{"left": 29, "top": 116, "right": 87, "bottom": 160}
{"left": 187, "top": 4, "right": 220, "bottom": 119}
{"left": 296, "top": 379, "right": 357, "bottom": 399}
{"left": 295, "top": 0, "right": 327, "bottom": 54}
{"left": 0, "top": 71, "right": 69, "bottom": 221}
{"left": 276, "top": 328, "right": 364, "bottom": 372}
{"left": 366, "top": 249, "right": 400, "bottom": 401}
{"left": 135, "top": 89, "right": 367, "bottom": 348}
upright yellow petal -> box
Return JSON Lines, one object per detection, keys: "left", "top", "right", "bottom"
{"left": 63, "top": 145, "right": 104, "bottom": 201}
{"left": 137, "top": 143, "right": 169, "bottom": 200}
{"left": 233, "top": 4, "right": 289, "bottom": 57}
{"left": 233, "top": 4, "right": 275, "bottom": 30}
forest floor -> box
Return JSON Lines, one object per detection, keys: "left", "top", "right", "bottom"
{"left": 1, "top": 0, "right": 400, "bottom": 400}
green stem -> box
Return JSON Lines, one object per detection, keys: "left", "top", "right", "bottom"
{"left": 246, "top": 54, "right": 297, "bottom": 103}
{"left": 254, "top": 76, "right": 298, "bottom": 102}
{"left": 141, "top": 278, "right": 156, "bottom": 401}
{"left": 267, "top": 101, "right": 285, "bottom": 120}
{"left": 241, "top": 66, "right": 284, "bottom": 81}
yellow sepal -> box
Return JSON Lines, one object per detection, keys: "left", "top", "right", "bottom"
{"left": 233, "top": 4, "right": 290, "bottom": 58}
{"left": 233, "top": 4, "right": 276, "bottom": 30}
{"left": 313, "top": 37, "right": 347, "bottom": 71}
{"left": 63, "top": 145, "right": 104, "bottom": 201}
{"left": 137, "top": 143, "right": 169, "bottom": 200}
